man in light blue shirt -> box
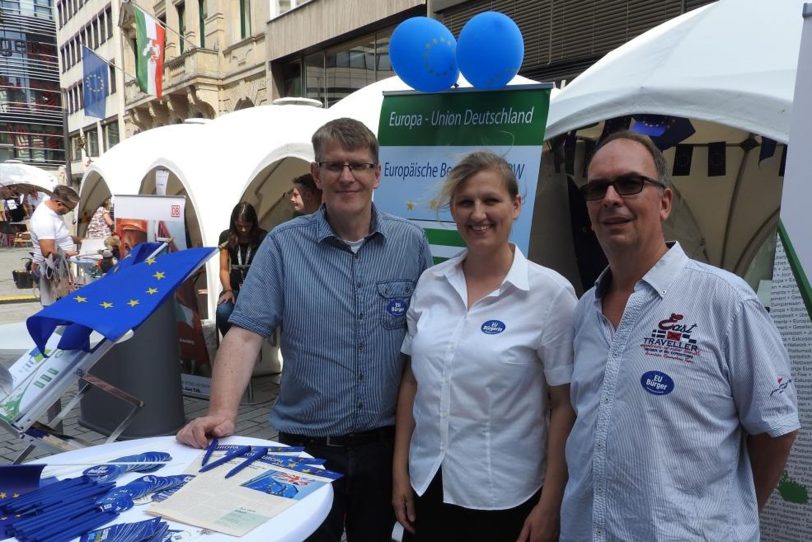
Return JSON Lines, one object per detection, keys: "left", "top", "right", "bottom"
{"left": 178, "top": 118, "right": 432, "bottom": 541}
{"left": 561, "top": 130, "right": 799, "bottom": 541}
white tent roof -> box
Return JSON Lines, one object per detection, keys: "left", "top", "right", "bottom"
{"left": 0, "top": 160, "right": 57, "bottom": 193}
{"left": 154, "top": 104, "right": 330, "bottom": 248}
{"left": 79, "top": 122, "right": 209, "bottom": 214}
{"left": 546, "top": 0, "right": 804, "bottom": 142}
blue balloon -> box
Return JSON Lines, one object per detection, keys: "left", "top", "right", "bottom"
{"left": 457, "top": 12, "right": 524, "bottom": 90}
{"left": 389, "top": 17, "right": 459, "bottom": 93}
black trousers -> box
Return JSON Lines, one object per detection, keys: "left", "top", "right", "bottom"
{"left": 277, "top": 433, "right": 395, "bottom": 542}
{"left": 402, "top": 469, "right": 541, "bottom": 542}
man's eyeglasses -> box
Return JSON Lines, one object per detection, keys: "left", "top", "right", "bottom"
{"left": 579, "top": 174, "right": 666, "bottom": 201}
{"left": 317, "top": 161, "right": 376, "bottom": 175}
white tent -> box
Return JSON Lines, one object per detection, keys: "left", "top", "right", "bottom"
{"left": 0, "top": 160, "right": 57, "bottom": 194}
{"left": 546, "top": 0, "right": 802, "bottom": 142}
{"left": 539, "top": 0, "right": 803, "bottom": 288}
{"left": 78, "top": 104, "right": 330, "bottom": 322}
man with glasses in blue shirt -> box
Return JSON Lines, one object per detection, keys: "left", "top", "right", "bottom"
{"left": 561, "top": 130, "right": 799, "bottom": 541}
{"left": 178, "top": 117, "right": 433, "bottom": 541}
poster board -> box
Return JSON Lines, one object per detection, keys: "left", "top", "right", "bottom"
{"left": 374, "top": 85, "right": 551, "bottom": 261}
{"left": 113, "top": 194, "right": 212, "bottom": 397}
{"left": 761, "top": 3, "right": 812, "bottom": 539}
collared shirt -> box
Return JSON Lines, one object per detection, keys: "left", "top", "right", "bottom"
{"left": 402, "top": 247, "right": 577, "bottom": 509}
{"left": 230, "top": 204, "right": 432, "bottom": 436}
{"left": 30, "top": 202, "right": 74, "bottom": 264}
{"left": 561, "top": 242, "right": 800, "bottom": 542}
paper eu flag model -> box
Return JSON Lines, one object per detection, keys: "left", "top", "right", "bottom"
{"left": 26, "top": 247, "right": 216, "bottom": 354}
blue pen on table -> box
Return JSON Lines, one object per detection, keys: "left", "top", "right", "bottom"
{"left": 224, "top": 447, "right": 268, "bottom": 479}
{"left": 198, "top": 445, "right": 251, "bottom": 473}
{"left": 200, "top": 437, "right": 219, "bottom": 467}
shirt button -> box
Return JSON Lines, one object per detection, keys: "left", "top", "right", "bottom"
{"left": 357, "top": 402, "right": 363, "bottom": 409}
{"left": 358, "top": 343, "right": 364, "bottom": 352}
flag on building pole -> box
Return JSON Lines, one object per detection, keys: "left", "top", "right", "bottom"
{"left": 135, "top": 6, "right": 166, "bottom": 98}
{"left": 82, "top": 46, "right": 108, "bottom": 118}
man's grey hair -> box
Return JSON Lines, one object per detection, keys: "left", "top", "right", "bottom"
{"left": 589, "top": 129, "right": 670, "bottom": 186}
{"left": 312, "top": 118, "right": 379, "bottom": 162}
{"left": 52, "top": 185, "right": 80, "bottom": 207}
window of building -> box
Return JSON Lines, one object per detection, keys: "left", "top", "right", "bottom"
{"left": 239, "top": 0, "right": 251, "bottom": 39}
{"left": 272, "top": 0, "right": 306, "bottom": 19}
{"left": 130, "top": 37, "right": 138, "bottom": 71}
{"left": 106, "top": 6, "right": 113, "bottom": 39}
{"left": 70, "top": 133, "right": 82, "bottom": 161}
{"left": 281, "top": 60, "right": 302, "bottom": 97}
{"left": 280, "top": 26, "right": 395, "bottom": 107}
{"left": 84, "top": 127, "right": 99, "bottom": 157}
{"left": 108, "top": 62, "right": 116, "bottom": 94}
{"left": 304, "top": 53, "right": 323, "bottom": 103}
{"left": 103, "top": 120, "right": 119, "bottom": 150}
{"left": 199, "top": 0, "right": 206, "bottom": 48}
{"left": 177, "top": 2, "right": 186, "bottom": 53}
{"left": 33, "top": 0, "right": 51, "bottom": 19}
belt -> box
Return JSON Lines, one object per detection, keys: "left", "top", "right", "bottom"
{"left": 278, "top": 426, "right": 394, "bottom": 448}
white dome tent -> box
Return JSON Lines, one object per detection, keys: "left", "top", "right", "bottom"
{"left": 78, "top": 104, "right": 330, "bottom": 322}
{"left": 0, "top": 160, "right": 58, "bottom": 195}
{"left": 541, "top": 0, "right": 804, "bottom": 289}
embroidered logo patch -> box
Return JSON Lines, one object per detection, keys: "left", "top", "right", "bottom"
{"left": 386, "top": 299, "right": 408, "bottom": 317}
{"left": 641, "top": 371, "right": 674, "bottom": 395}
{"left": 770, "top": 376, "right": 793, "bottom": 396}
{"left": 481, "top": 320, "right": 506, "bottom": 335}
{"left": 640, "top": 313, "right": 700, "bottom": 363}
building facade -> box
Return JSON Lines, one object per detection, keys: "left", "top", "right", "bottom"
{"left": 119, "top": 0, "right": 268, "bottom": 135}
{"left": 51, "top": 0, "right": 718, "bottom": 179}
{"left": 55, "top": 0, "right": 125, "bottom": 184}
{"left": 54, "top": 0, "right": 269, "bottom": 183}
{"left": 0, "top": 0, "right": 64, "bottom": 170}
{"left": 268, "top": 0, "right": 716, "bottom": 105}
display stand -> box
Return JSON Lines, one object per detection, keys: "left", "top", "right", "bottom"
{"left": 0, "top": 331, "right": 144, "bottom": 463}
{"left": 78, "top": 299, "right": 185, "bottom": 438}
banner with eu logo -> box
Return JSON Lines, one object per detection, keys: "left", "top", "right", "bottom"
{"left": 82, "top": 46, "right": 108, "bottom": 119}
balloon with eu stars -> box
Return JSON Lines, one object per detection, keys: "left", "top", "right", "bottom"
{"left": 456, "top": 11, "right": 524, "bottom": 90}
{"left": 389, "top": 16, "right": 459, "bottom": 93}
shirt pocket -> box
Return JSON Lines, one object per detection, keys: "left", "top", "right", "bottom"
{"left": 377, "top": 279, "right": 414, "bottom": 330}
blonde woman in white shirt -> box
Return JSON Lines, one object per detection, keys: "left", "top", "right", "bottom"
{"left": 393, "top": 151, "right": 577, "bottom": 542}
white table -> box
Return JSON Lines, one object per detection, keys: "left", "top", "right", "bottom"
{"left": 10, "top": 435, "right": 333, "bottom": 542}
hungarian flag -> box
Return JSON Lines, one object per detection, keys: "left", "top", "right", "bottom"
{"left": 135, "top": 7, "right": 165, "bottom": 98}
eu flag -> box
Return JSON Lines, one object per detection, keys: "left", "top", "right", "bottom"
{"left": 82, "top": 46, "right": 109, "bottom": 119}
{"left": 0, "top": 465, "right": 44, "bottom": 501}
{"left": 27, "top": 247, "right": 216, "bottom": 354}
{"left": 631, "top": 115, "right": 668, "bottom": 137}
{"left": 110, "top": 241, "right": 165, "bottom": 272}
